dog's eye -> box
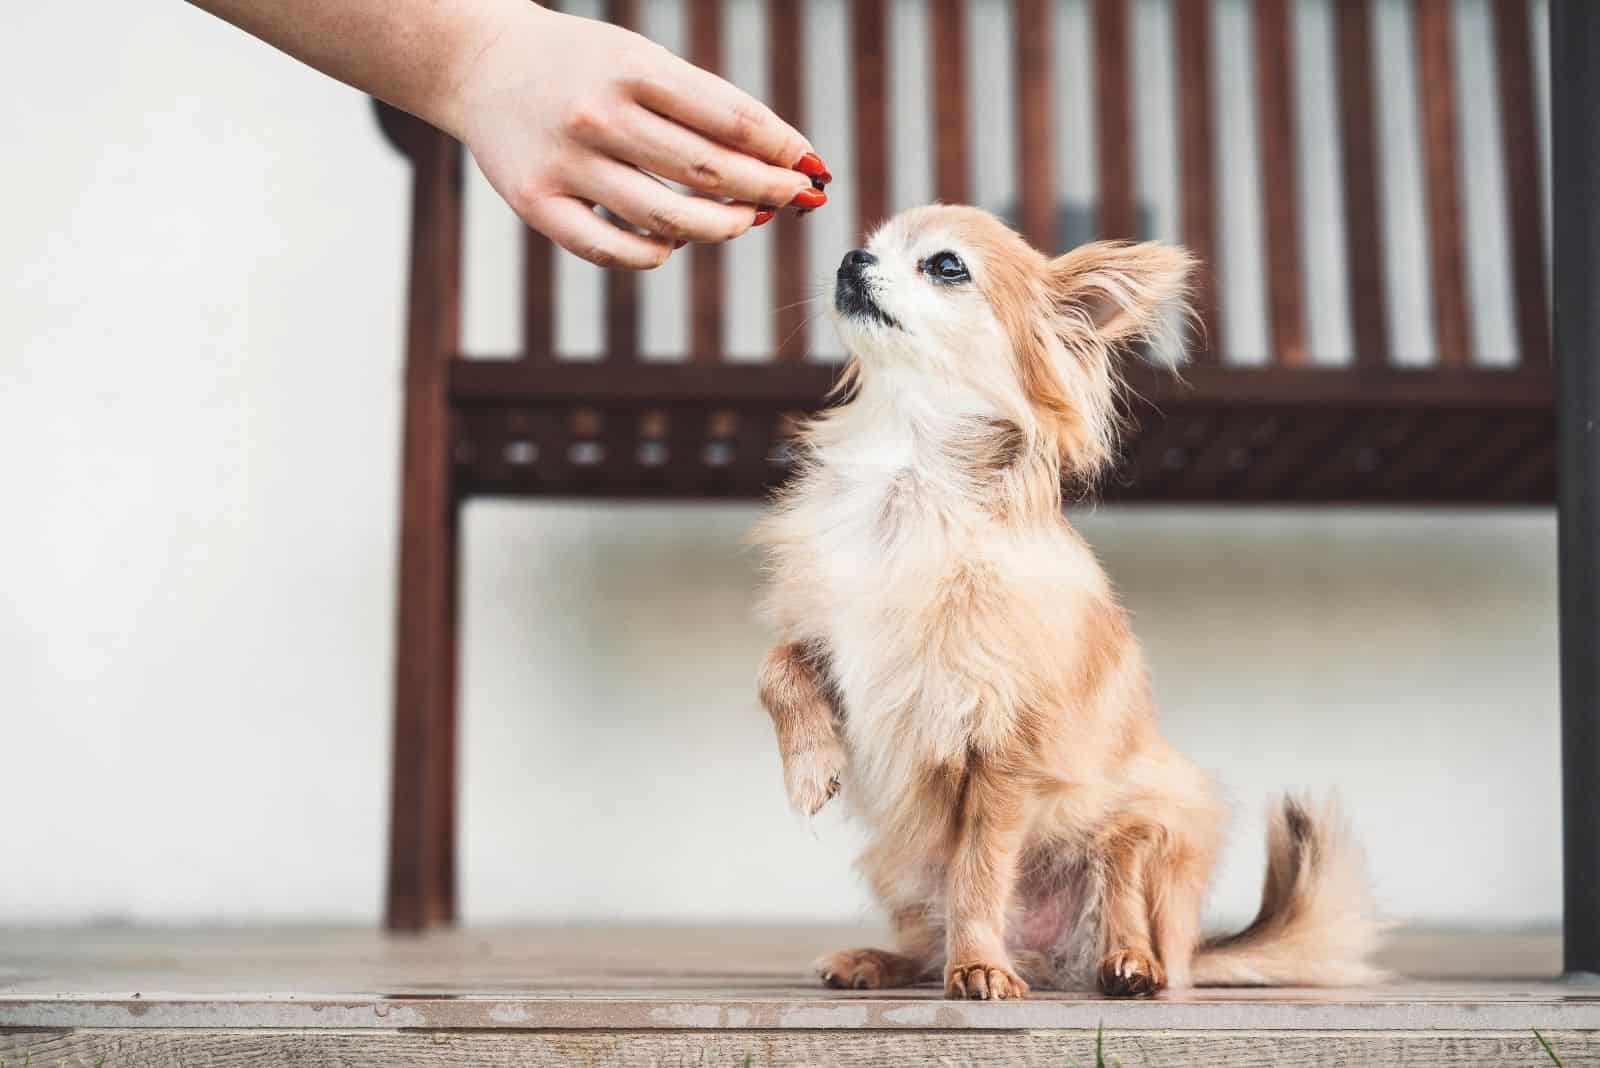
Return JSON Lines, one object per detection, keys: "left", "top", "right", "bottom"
{"left": 921, "top": 251, "right": 970, "bottom": 285}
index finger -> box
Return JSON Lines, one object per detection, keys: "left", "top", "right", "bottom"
{"left": 633, "top": 55, "right": 812, "bottom": 169}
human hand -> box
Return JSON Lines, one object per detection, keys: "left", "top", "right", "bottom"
{"left": 443, "top": 3, "right": 829, "bottom": 269}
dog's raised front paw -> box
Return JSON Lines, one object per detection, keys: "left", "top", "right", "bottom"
{"left": 783, "top": 736, "right": 845, "bottom": 816}
{"left": 1098, "top": 949, "right": 1167, "bottom": 998}
{"left": 944, "top": 960, "right": 1029, "bottom": 1001}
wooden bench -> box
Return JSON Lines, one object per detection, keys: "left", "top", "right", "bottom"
{"left": 373, "top": 0, "right": 1555, "bottom": 934}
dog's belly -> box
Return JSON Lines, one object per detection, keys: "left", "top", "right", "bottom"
{"left": 1009, "top": 852, "right": 1102, "bottom": 989}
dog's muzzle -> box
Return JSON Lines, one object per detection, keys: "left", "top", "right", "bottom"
{"left": 835, "top": 249, "right": 899, "bottom": 329}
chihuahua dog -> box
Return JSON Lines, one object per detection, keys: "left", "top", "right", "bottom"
{"left": 753, "top": 206, "right": 1382, "bottom": 1000}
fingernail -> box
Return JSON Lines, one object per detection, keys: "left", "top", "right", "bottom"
{"left": 753, "top": 207, "right": 776, "bottom": 227}
{"left": 789, "top": 187, "right": 827, "bottom": 210}
{"left": 794, "top": 152, "right": 830, "bottom": 181}
{"left": 673, "top": 239, "right": 688, "bottom": 250}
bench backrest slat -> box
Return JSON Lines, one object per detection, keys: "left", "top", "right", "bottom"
{"left": 768, "top": 0, "right": 809, "bottom": 361}
{"left": 1093, "top": 0, "right": 1136, "bottom": 240}
{"left": 1256, "top": 0, "right": 1309, "bottom": 367}
{"left": 930, "top": 0, "right": 971, "bottom": 204}
{"left": 688, "top": 0, "right": 725, "bottom": 362}
{"left": 1416, "top": 0, "right": 1472, "bottom": 368}
{"left": 604, "top": 0, "right": 642, "bottom": 363}
{"left": 853, "top": 0, "right": 892, "bottom": 244}
{"left": 1175, "top": 0, "right": 1222, "bottom": 365}
{"left": 1015, "top": 0, "right": 1057, "bottom": 253}
{"left": 1493, "top": 0, "right": 1550, "bottom": 365}
{"left": 1335, "top": 0, "right": 1392, "bottom": 370}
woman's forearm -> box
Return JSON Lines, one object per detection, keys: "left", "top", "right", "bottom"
{"left": 186, "top": 0, "right": 515, "bottom": 138}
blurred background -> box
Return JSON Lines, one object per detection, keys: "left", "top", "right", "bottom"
{"left": 1, "top": 0, "right": 1557, "bottom": 931}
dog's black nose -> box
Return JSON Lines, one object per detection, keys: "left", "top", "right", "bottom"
{"left": 838, "top": 249, "right": 877, "bottom": 277}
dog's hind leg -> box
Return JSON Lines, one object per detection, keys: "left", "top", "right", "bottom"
{"left": 817, "top": 904, "right": 942, "bottom": 990}
{"left": 1095, "top": 827, "right": 1166, "bottom": 997}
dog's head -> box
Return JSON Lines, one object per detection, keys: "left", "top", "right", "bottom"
{"left": 831, "top": 204, "right": 1193, "bottom": 480}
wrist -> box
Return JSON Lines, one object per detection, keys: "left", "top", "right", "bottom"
{"left": 429, "top": 0, "right": 554, "bottom": 142}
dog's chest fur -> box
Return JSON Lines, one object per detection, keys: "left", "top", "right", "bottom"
{"left": 761, "top": 405, "right": 1110, "bottom": 830}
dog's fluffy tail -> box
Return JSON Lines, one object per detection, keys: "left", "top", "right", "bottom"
{"left": 1192, "top": 797, "right": 1387, "bottom": 987}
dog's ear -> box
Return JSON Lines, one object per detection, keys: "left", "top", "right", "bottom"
{"left": 1045, "top": 241, "right": 1194, "bottom": 350}
{"left": 1012, "top": 241, "right": 1193, "bottom": 481}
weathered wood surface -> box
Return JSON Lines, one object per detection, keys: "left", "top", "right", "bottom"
{"left": 5, "top": 1028, "right": 1596, "bottom": 1068}
{"left": 0, "top": 926, "right": 1563, "bottom": 992}
{"left": 1, "top": 927, "right": 1591, "bottom": 1036}
{"left": 3, "top": 930, "right": 1593, "bottom": 1064}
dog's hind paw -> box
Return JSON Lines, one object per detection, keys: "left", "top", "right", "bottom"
{"left": 816, "top": 947, "right": 924, "bottom": 990}
{"left": 1098, "top": 949, "right": 1166, "bottom": 998}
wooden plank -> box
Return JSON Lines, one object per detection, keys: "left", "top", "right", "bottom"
{"left": 0, "top": 925, "right": 1565, "bottom": 997}
{"left": 1254, "top": 0, "right": 1307, "bottom": 366}
{"left": 688, "top": 0, "right": 724, "bottom": 361}
{"left": 1334, "top": 0, "right": 1392, "bottom": 369}
{"left": 667, "top": 404, "right": 714, "bottom": 495}
{"left": 1436, "top": 411, "right": 1546, "bottom": 495}
{"left": 516, "top": 3, "right": 561, "bottom": 363}
{"left": 1496, "top": 436, "right": 1556, "bottom": 503}
{"left": 1014, "top": 0, "right": 1056, "bottom": 250}
{"left": 929, "top": 0, "right": 970, "bottom": 203}
{"left": 1492, "top": 0, "right": 1551, "bottom": 366}
{"left": 9, "top": 1028, "right": 1600, "bottom": 1067}
{"left": 1372, "top": 410, "right": 1487, "bottom": 497}
{"left": 1173, "top": 0, "right": 1221, "bottom": 363}
{"left": 452, "top": 359, "right": 1554, "bottom": 409}
{"left": 604, "top": 0, "right": 640, "bottom": 363}
{"left": 1222, "top": 411, "right": 1356, "bottom": 498}
{"left": 431, "top": 480, "right": 460, "bottom": 926}
{"left": 769, "top": 0, "right": 808, "bottom": 360}
{"left": 852, "top": 0, "right": 890, "bottom": 243}
{"left": 522, "top": 226, "right": 555, "bottom": 363}
{"left": 387, "top": 128, "right": 463, "bottom": 933}
{"left": 734, "top": 406, "right": 778, "bottom": 489}
{"left": 1414, "top": 0, "right": 1472, "bottom": 367}
{"left": 1094, "top": 0, "right": 1135, "bottom": 238}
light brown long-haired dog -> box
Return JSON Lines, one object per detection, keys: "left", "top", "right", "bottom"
{"left": 753, "top": 205, "right": 1383, "bottom": 1000}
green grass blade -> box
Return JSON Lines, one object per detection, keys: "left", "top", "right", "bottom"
{"left": 1534, "top": 1028, "right": 1565, "bottom": 1067}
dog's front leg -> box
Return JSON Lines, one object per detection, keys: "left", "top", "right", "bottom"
{"left": 757, "top": 641, "right": 847, "bottom": 816}
{"left": 943, "top": 755, "right": 1030, "bottom": 1000}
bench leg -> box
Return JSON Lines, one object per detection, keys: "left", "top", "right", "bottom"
{"left": 386, "top": 494, "right": 460, "bottom": 932}
{"left": 384, "top": 122, "right": 463, "bottom": 933}
{"left": 1553, "top": 0, "right": 1600, "bottom": 980}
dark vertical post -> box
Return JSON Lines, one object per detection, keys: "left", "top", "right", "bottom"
{"left": 1553, "top": 0, "right": 1600, "bottom": 979}
{"left": 385, "top": 117, "right": 464, "bottom": 933}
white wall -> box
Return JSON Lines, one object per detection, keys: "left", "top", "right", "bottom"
{"left": 1, "top": 1, "right": 1559, "bottom": 929}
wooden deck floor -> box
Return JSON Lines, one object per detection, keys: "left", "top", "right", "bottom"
{"left": 2, "top": 926, "right": 1595, "bottom": 1065}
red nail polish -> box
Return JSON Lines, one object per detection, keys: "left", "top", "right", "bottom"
{"left": 790, "top": 187, "right": 827, "bottom": 210}
{"left": 794, "top": 152, "right": 830, "bottom": 181}
{"left": 753, "top": 207, "right": 776, "bottom": 227}
{"left": 673, "top": 239, "right": 688, "bottom": 250}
